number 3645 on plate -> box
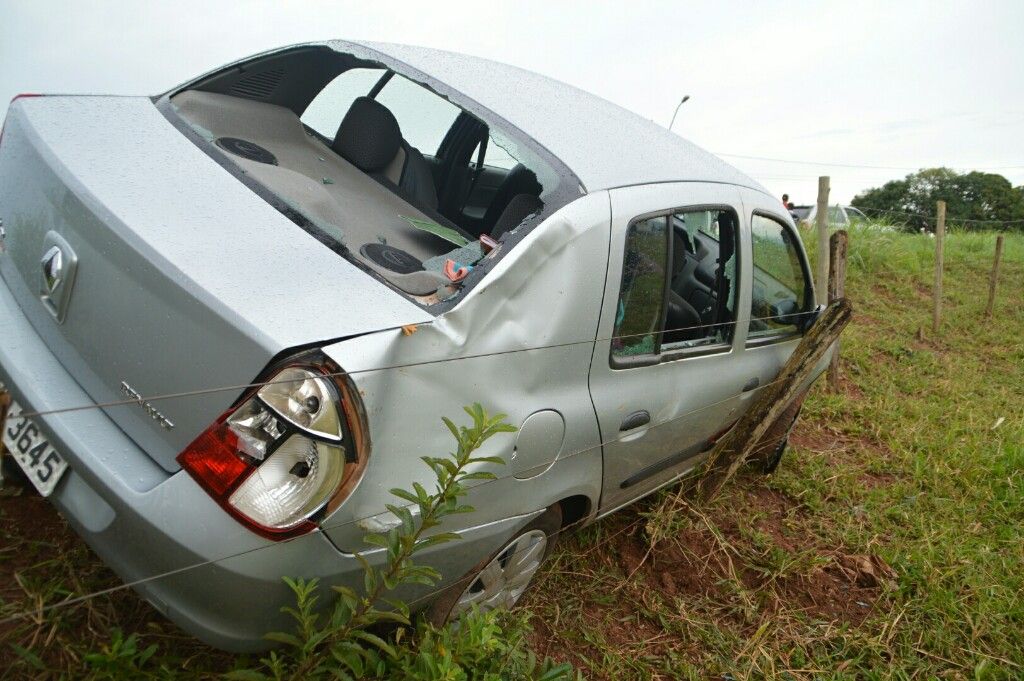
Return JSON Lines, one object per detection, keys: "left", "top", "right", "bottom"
{"left": 1, "top": 393, "right": 69, "bottom": 497}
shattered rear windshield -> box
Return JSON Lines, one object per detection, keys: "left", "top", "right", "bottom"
{"left": 172, "top": 52, "right": 573, "bottom": 309}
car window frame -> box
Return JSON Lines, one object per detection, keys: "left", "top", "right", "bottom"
{"left": 745, "top": 210, "right": 816, "bottom": 348}
{"left": 610, "top": 203, "right": 742, "bottom": 370}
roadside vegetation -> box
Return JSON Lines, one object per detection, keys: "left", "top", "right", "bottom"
{"left": 524, "top": 225, "right": 1023, "bottom": 678}
{"left": 1, "top": 225, "right": 1021, "bottom": 679}
{"left": 850, "top": 167, "right": 1024, "bottom": 230}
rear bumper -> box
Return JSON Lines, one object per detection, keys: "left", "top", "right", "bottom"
{"left": 0, "top": 274, "right": 356, "bottom": 650}
{"left": 0, "top": 272, "right": 536, "bottom": 651}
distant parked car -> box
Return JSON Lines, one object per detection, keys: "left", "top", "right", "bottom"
{"left": 791, "top": 204, "right": 870, "bottom": 228}
{"left": 0, "top": 40, "right": 827, "bottom": 651}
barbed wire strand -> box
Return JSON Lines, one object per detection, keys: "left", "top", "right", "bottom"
{"left": 11, "top": 311, "right": 812, "bottom": 421}
{"left": 852, "top": 206, "right": 1024, "bottom": 226}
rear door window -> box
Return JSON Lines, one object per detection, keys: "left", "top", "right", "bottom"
{"left": 612, "top": 216, "right": 668, "bottom": 359}
{"left": 748, "top": 214, "right": 812, "bottom": 339}
{"left": 611, "top": 208, "right": 740, "bottom": 363}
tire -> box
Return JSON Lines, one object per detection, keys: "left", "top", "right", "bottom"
{"left": 760, "top": 435, "right": 791, "bottom": 474}
{"left": 425, "top": 504, "right": 562, "bottom": 626}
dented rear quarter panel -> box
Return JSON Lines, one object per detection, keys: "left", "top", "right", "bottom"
{"left": 320, "top": 192, "right": 612, "bottom": 553}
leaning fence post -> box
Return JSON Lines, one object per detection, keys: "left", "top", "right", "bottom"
{"left": 827, "top": 230, "right": 848, "bottom": 389}
{"left": 985, "top": 234, "right": 1004, "bottom": 318}
{"left": 694, "top": 299, "right": 853, "bottom": 503}
{"left": 815, "top": 176, "right": 831, "bottom": 305}
{"left": 932, "top": 200, "right": 946, "bottom": 334}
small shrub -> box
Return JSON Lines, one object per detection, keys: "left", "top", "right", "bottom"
{"left": 82, "top": 629, "right": 158, "bottom": 679}
{"left": 228, "top": 404, "right": 578, "bottom": 681}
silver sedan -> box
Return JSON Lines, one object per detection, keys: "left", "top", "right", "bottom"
{"left": 0, "top": 40, "right": 824, "bottom": 650}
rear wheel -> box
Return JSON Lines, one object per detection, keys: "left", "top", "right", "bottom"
{"left": 426, "top": 504, "right": 561, "bottom": 625}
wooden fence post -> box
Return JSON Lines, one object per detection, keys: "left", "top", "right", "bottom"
{"left": 694, "top": 298, "right": 853, "bottom": 503}
{"left": 827, "top": 230, "right": 848, "bottom": 389}
{"left": 932, "top": 200, "right": 946, "bottom": 334}
{"left": 815, "top": 176, "right": 831, "bottom": 305}
{"left": 985, "top": 234, "right": 1004, "bottom": 318}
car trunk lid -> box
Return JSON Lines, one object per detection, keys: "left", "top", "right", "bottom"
{"left": 0, "top": 95, "right": 431, "bottom": 472}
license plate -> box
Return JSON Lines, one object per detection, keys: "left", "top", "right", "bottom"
{"left": 1, "top": 396, "right": 68, "bottom": 496}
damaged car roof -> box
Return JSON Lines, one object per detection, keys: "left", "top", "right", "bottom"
{"left": 325, "top": 40, "right": 765, "bottom": 195}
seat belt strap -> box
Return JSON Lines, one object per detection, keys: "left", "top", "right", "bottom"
{"left": 461, "top": 129, "right": 488, "bottom": 214}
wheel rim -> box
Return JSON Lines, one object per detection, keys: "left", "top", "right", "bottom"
{"left": 451, "top": 529, "right": 548, "bottom": 619}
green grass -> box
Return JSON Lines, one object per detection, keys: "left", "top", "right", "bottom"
{"left": 1, "top": 225, "right": 1022, "bottom": 679}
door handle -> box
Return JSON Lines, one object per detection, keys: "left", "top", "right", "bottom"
{"left": 742, "top": 377, "right": 760, "bottom": 392}
{"left": 619, "top": 410, "right": 650, "bottom": 432}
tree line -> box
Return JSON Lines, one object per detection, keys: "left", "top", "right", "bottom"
{"left": 851, "top": 168, "right": 1024, "bottom": 231}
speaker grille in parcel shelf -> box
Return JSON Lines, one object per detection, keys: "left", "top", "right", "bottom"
{"left": 229, "top": 69, "right": 284, "bottom": 99}
{"left": 214, "top": 138, "right": 278, "bottom": 165}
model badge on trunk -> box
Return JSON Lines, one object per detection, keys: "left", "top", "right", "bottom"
{"left": 120, "top": 382, "right": 175, "bottom": 430}
{"left": 39, "top": 231, "right": 78, "bottom": 323}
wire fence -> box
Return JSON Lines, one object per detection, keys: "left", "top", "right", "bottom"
{"left": 718, "top": 150, "right": 1024, "bottom": 230}
{"left": 12, "top": 311, "right": 812, "bottom": 421}
{"left": 852, "top": 206, "right": 1024, "bottom": 228}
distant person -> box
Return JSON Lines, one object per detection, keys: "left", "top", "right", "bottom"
{"left": 781, "top": 193, "right": 791, "bottom": 209}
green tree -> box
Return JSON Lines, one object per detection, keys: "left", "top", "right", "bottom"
{"left": 851, "top": 167, "right": 1024, "bottom": 231}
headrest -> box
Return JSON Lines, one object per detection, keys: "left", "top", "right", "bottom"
{"left": 491, "top": 193, "right": 544, "bottom": 238}
{"left": 333, "top": 96, "right": 401, "bottom": 172}
{"left": 504, "top": 164, "right": 543, "bottom": 196}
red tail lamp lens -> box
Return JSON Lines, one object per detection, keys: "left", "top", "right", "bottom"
{"left": 178, "top": 425, "right": 250, "bottom": 497}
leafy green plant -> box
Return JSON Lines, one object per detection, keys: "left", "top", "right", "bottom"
{"left": 383, "top": 609, "right": 579, "bottom": 681}
{"left": 82, "top": 629, "right": 158, "bottom": 679}
{"left": 229, "top": 404, "right": 576, "bottom": 681}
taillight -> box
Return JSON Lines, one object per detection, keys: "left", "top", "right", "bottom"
{"left": 177, "top": 352, "right": 368, "bottom": 539}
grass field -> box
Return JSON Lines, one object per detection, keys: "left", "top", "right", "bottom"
{"left": 523, "top": 226, "right": 1024, "bottom": 679}
{"left": 1, "top": 226, "right": 1022, "bottom": 679}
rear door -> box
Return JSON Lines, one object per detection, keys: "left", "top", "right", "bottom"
{"left": 589, "top": 182, "right": 754, "bottom": 512}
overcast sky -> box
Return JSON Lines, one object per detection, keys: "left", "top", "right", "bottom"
{"left": 2, "top": 0, "right": 1022, "bottom": 204}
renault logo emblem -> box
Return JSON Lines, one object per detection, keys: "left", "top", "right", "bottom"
{"left": 39, "top": 231, "right": 77, "bottom": 323}
{"left": 41, "top": 246, "right": 63, "bottom": 294}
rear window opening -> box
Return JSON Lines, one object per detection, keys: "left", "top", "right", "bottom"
{"left": 166, "top": 46, "right": 569, "bottom": 306}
